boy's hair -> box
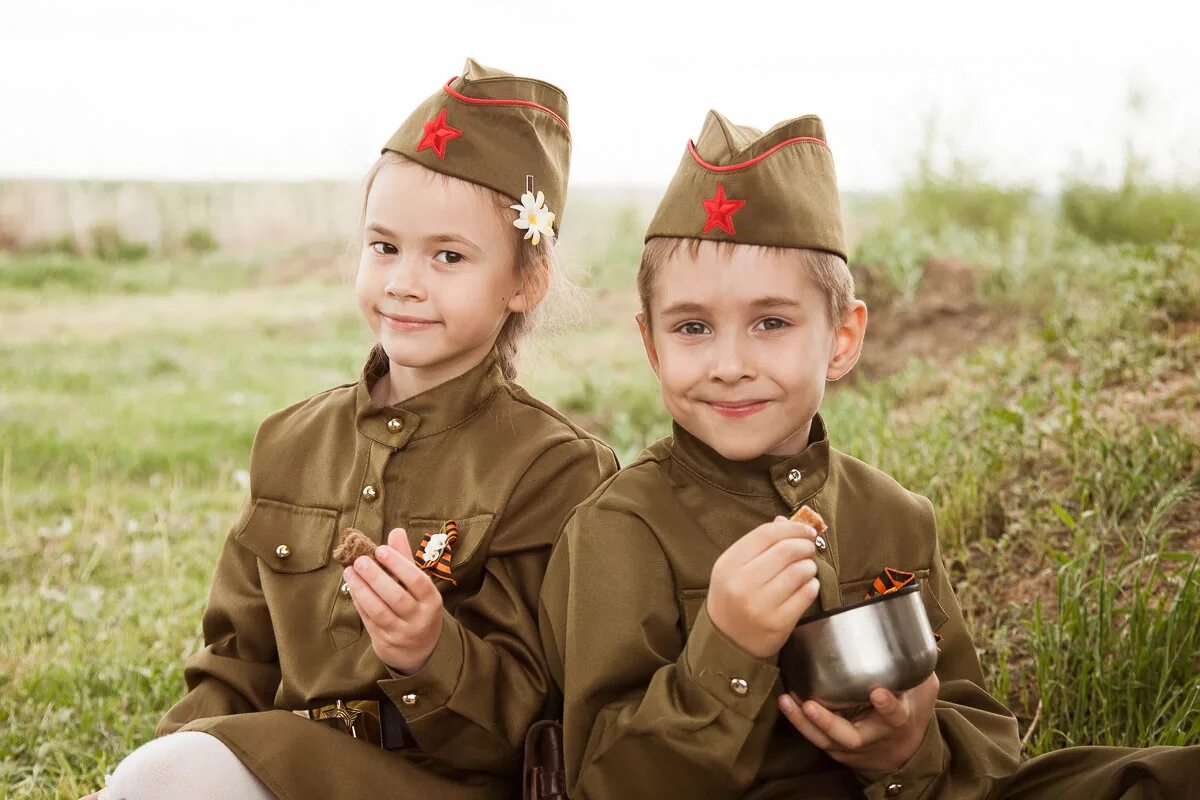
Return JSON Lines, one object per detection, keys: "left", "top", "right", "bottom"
{"left": 637, "top": 237, "right": 856, "bottom": 327}
{"left": 357, "top": 151, "right": 578, "bottom": 380}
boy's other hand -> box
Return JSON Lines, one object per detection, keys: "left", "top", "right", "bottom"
{"left": 706, "top": 515, "right": 820, "bottom": 659}
{"left": 342, "top": 528, "right": 444, "bottom": 675}
{"left": 778, "top": 671, "right": 940, "bottom": 772}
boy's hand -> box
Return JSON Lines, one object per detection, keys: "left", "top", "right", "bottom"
{"left": 778, "top": 672, "right": 940, "bottom": 772}
{"left": 706, "top": 515, "right": 821, "bottom": 659}
{"left": 342, "top": 528, "right": 444, "bottom": 675}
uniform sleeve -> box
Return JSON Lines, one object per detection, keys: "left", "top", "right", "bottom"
{"left": 377, "top": 437, "right": 618, "bottom": 776}
{"left": 857, "top": 503, "right": 1021, "bottom": 800}
{"left": 156, "top": 492, "right": 282, "bottom": 736}
{"left": 539, "top": 504, "right": 782, "bottom": 800}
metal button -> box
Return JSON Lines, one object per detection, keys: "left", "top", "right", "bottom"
{"left": 786, "top": 468, "right": 803, "bottom": 486}
{"left": 729, "top": 677, "right": 749, "bottom": 696}
{"left": 340, "top": 582, "right": 351, "bottom": 595}
{"left": 814, "top": 535, "right": 828, "bottom": 552}
{"left": 275, "top": 544, "right": 291, "bottom": 559}
{"left": 361, "top": 485, "right": 378, "bottom": 502}
{"left": 401, "top": 693, "right": 418, "bottom": 706}
{"left": 885, "top": 783, "right": 903, "bottom": 797}
{"left": 387, "top": 418, "right": 403, "bottom": 433}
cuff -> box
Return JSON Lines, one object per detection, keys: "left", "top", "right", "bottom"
{"left": 680, "top": 604, "right": 780, "bottom": 720}
{"left": 859, "top": 711, "right": 948, "bottom": 799}
{"left": 377, "top": 609, "right": 465, "bottom": 721}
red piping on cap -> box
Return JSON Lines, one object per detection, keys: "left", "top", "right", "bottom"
{"left": 442, "top": 77, "right": 569, "bottom": 130}
{"left": 687, "top": 136, "right": 830, "bottom": 173}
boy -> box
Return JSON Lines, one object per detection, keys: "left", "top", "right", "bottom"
{"left": 538, "top": 111, "right": 1199, "bottom": 799}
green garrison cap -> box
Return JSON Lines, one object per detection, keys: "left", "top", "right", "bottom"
{"left": 382, "top": 58, "right": 571, "bottom": 244}
{"left": 644, "top": 110, "right": 846, "bottom": 260}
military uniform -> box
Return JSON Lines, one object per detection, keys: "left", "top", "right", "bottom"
{"left": 155, "top": 59, "right": 618, "bottom": 800}
{"left": 540, "top": 418, "right": 1020, "bottom": 800}
{"left": 159, "top": 346, "right": 617, "bottom": 799}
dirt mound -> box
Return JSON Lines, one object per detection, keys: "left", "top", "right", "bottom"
{"left": 852, "top": 259, "right": 1018, "bottom": 381}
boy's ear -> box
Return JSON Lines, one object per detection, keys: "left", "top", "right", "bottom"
{"left": 636, "top": 312, "right": 661, "bottom": 377}
{"left": 508, "top": 256, "right": 551, "bottom": 314}
{"left": 827, "top": 300, "right": 867, "bottom": 382}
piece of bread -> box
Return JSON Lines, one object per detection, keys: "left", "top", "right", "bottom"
{"left": 333, "top": 527, "right": 377, "bottom": 567}
{"left": 790, "top": 504, "right": 827, "bottom": 534}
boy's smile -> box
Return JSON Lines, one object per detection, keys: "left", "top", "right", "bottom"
{"left": 639, "top": 240, "right": 866, "bottom": 462}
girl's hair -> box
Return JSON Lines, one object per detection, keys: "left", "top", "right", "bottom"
{"left": 354, "top": 151, "right": 579, "bottom": 381}
{"left": 637, "top": 237, "right": 856, "bottom": 327}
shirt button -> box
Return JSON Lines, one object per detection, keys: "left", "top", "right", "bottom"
{"left": 401, "top": 693, "right": 418, "bottom": 706}
{"left": 885, "top": 783, "right": 903, "bottom": 797}
{"left": 786, "top": 468, "right": 803, "bottom": 486}
{"left": 814, "top": 535, "right": 828, "bottom": 552}
{"left": 361, "top": 485, "right": 378, "bottom": 502}
{"left": 275, "top": 544, "right": 291, "bottom": 559}
{"left": 387, "top": 418, "right": 403, "bottom": 433}
{"left": 340, "top": 582, "right": 351, "bottom": 595}
{"left": 729, "top": 677, "right": 749, "bottom": 696}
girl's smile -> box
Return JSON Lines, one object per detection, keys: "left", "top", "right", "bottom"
{"left": 378, "top": 309, "right": 441, "bottom": 332}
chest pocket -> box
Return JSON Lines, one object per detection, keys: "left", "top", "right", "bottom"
{"left": 406, "top": 513, "right": 495, "bottom": 589}
{"left": 837, "top": 568, "right": 949, "bottom": 633}
{"left": 235, "top": 497, "right": 338, "bottom": 573}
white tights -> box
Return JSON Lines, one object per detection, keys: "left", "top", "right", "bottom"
{"left": 99, "top": 731, "right": 276, "bottom": 800}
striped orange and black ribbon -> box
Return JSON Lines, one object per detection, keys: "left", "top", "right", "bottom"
{"left": 415, "top": 519, "right": 459, "bottom": 585}
{"left": 864, "top": 566, "right": 916, "bottom": 599}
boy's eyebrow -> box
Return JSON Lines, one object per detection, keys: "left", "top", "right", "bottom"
{"left": 659, "top": 296, "right": 802, "bottom": 316}
{"left": 365, "top": 222, "right": 398, "bottom": 239}
{"left": 748, "top": 296, "right": 803, "bottom": 309}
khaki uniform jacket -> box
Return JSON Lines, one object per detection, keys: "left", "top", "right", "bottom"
{"left": 539, "top": 415, "right": 1022, "bottom": 800}
{"left": 158, "top": 346, "right": 618, "bottom": 800}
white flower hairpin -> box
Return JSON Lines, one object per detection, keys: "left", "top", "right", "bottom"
{"left": 511, "top": 175, "right": 555, "bottom": 247}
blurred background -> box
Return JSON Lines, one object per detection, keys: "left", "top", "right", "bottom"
{"left": 2, "top": 1, "right": 1199, "bottom": 796}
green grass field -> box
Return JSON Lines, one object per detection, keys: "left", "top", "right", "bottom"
{"left": 2, "top": 179, "right": 1198, "bottom": 797}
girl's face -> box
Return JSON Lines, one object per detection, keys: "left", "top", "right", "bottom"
{"left": 356, "top": 160, "right": 533, "bottom": 387}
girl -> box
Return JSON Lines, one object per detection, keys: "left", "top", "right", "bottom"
{"left": 87, "top": 58, "right": 617, "bottom": 800}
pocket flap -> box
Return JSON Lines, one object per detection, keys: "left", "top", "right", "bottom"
{"left": 406, "top": 513, "right": 495, "bottom": 572}
{"left": 235, "top": 497, "right": 338, "bottom": 574}
{"left": 677, "top": 588, "right": 708, "bottom": 636}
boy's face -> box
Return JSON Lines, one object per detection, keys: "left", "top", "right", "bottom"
{"left": 639, "top": 241, "right": 866, "bottom": 461}
{"left": 356, "top": 160, "right": 532, "bottom": 383}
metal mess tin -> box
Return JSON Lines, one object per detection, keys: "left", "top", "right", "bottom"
{"left": 779, "top": 583, "right": 938, "bottom": 705}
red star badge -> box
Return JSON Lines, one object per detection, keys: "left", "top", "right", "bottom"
{"left": 701, "top": 182, "right": 746, "bottom": 235}
{"left": 416, "top": 108, "right": 462, "bottom": 160}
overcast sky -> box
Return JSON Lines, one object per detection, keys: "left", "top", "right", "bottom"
{"left": 3, "top": 0, "right": 1198, "bottom": 191}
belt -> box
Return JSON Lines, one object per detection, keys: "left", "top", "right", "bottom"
{"left": 293, "top": 699, "right": 418, "bottom": 750}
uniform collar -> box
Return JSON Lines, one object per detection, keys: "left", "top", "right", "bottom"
{"left": 668, "top": 413, "right": 830, "bottom": 504}
{"left": 354, "top": 345, "right": 505, "bottom": 447}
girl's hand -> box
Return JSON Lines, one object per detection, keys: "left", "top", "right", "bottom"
{"left": 343, "top": 528, "right": 444, "bottom": 675}
{"left": 778, "top": 671, "right": 940, "bottom": 772}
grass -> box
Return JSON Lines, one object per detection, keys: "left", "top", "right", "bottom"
{"left": 2, "top": 177, "right": 1199, "bottom": 797}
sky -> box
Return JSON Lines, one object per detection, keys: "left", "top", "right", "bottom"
{"left": 2, "top": 0, "right": 1198, "bottom": 192}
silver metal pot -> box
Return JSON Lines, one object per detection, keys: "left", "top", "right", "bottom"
{"left": 779, "top": 584, "right": 938, "bottom": 705}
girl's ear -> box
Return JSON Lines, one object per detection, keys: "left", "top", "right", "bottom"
{"left": 636, "top": 312, "right": 661, "bottom": 377}
{"left": 508, "top": 255, "right": 550, "bottom": 314}
{"left": 827, "top": 300, "right": 868, "bottom": 381}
